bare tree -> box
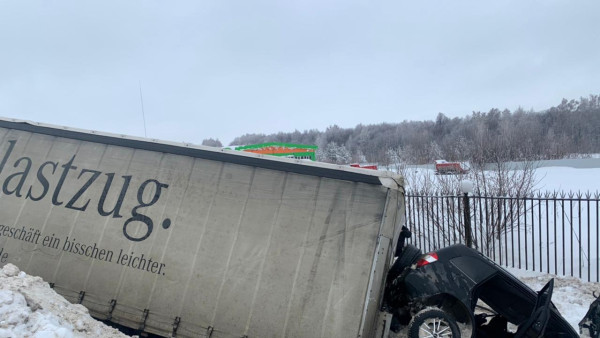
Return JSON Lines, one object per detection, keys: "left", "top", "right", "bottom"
{"left": 405, "top": 154, "right": 539, "bottom": 253}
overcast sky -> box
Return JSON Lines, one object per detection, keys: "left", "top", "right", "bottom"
{"left": 1, "top": 1, "right": 599, "bottom": 146}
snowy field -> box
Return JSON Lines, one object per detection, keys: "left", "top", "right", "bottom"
{"left": 402, "top": 160, "right": 600, "bottom": 193}
{"left": 1, "top": 162, "right": 599, "bottom": 337}
{"left": 535, "top": 166, "right": 600, "bottom": 193}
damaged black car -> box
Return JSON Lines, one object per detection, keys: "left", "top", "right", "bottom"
{"left": 382, "top": 227, "right": 583, "bottom": 337}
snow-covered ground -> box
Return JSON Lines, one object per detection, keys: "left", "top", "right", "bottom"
{"left": 0, "top": 264, "right": 130, "bottom": 338}
{"left": 401, "top": 162, "right": 600, "bottom": 193}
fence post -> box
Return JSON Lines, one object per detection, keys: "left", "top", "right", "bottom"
{"left": 463, "top": 193, "right": 473, "bottom": 248}
{"left": 460, "top": 180, "right": 474, "bottom": 248}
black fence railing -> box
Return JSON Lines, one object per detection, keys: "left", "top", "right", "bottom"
{"left": 405, "top": 191, "right": 600, "bottom": 282}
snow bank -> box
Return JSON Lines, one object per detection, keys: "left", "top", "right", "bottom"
{"left": 0, "top": 264, "right": 130, "bottom": 338}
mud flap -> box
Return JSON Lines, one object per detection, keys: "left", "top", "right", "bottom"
{"left": 374, "top": 312, "right": 392, "bottom": 338}
{"left": 580, "top": 293, "right": 600, "bottom": 338}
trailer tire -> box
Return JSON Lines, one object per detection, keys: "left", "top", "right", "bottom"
{"left": 408, "top": 308, "right": 460, "bottom": 338}
{"left": 387, "top": 244, "right": 421, "bottom": 283}
{"left": 398, "top": 244, "right": 422, "bottom": 268}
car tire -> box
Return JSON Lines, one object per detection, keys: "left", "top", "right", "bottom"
{"left": 387, "top": 244, "right": 421, "bottom": 283}
{"left": 408, "top": 308, "right": 460, "bottom": 338}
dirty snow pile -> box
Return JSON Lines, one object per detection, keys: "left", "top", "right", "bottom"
{"left": 0, "top": 263, "right": 129, "bottom": 338}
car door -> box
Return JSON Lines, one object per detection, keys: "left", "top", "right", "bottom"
{"left": 514, "top": 278, "right": 554, "bottom": 338}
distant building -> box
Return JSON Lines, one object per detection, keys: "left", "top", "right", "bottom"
{"left": 235, "top": 142, "right": 317, "bottom": 161}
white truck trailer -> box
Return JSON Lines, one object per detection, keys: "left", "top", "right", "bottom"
{"left": 0, "top": 118, "right": 405, "bottom": 338}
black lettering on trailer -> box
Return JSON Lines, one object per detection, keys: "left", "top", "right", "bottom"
{"left": 65, "top": 169, "right": 102, "bottom": 211}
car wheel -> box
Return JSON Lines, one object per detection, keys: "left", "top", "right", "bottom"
{"left": 408, "top": 308, "right": 460, "bottom": 338}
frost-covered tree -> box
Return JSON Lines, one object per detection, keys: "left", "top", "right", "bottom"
{"left": 201, "top": 138, "right": 223, "bottom": 147}
{"left": 320, "top": 142, "right": 352, "bottom": 164}
{"left": 228, "top": 93, "right": 600, "bottom": 164}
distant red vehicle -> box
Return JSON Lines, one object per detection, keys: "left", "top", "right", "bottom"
{"left": 350, "top": 163, "right": 378, "bottom": 170}
{"left": 434, "top": 160, "right": 468, "bottom": 175}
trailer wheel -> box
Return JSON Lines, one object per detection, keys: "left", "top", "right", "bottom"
{"left": 408, "top": 308, "right": 460, "bottom": 338}
{"left": 398, "top": 244, "right": 421, "bottom": 268}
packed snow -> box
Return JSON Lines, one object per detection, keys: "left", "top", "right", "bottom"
{"left": 0, "top": 264, "right": 130, "bottom": 338}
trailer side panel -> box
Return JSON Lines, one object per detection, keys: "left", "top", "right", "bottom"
{"left": 0, "top": 121, "right": 403, "bottom": 337}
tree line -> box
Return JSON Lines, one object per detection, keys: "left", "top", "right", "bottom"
{"left": 205, "top": 94, "right": 600, "bottom": 165}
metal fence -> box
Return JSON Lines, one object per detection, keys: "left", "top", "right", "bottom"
{"left": 405, "top": 191, "right": 600, "bottom": 282}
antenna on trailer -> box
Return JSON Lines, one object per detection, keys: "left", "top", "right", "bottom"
{"left": 139, "top": 81, "right": 148, "bottom": 138}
